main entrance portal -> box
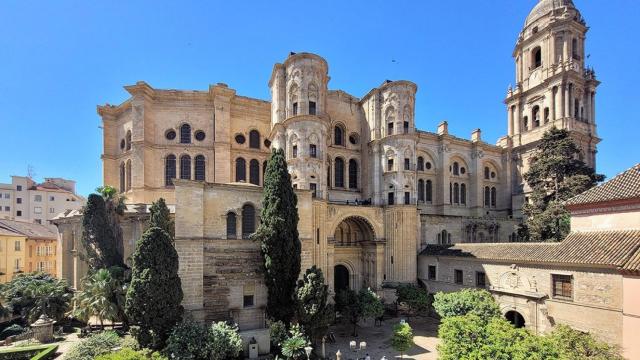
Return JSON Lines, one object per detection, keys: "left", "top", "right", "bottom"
{"left": 334, "top": 265, "right": 350, "bottom": 293}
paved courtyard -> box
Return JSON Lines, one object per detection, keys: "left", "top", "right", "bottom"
{"left": 322, "top": 316, "right": 440, "bottom": 360}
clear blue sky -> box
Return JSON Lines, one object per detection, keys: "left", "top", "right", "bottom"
{"left": 1, "top": 1, "right": 638, "bottom": 196}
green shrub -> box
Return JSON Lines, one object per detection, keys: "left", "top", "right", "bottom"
{"left": 280, "top": 324, "right": 309, "bottom": 360}
{"left": 208, "top": 322, "right": 243, "bottom": 360}
{"left": 0, "top": 344, "right": 58, "bottom": 360}
{"left": 0, "top": 324, "right": 24, "bottom": 340}
{"left": 395, "top": 284, "right": 432, "bottom": 315}
{"left": 95, "top": 348, "right": 167, "bottom": 360}
{"left": 391, "top": 322, "right": 414, "bottom": 359}
{"left": 64, "top": 331, "right": 121, "bottom": 360}
{"left": 165, "top": 320, "right": 210, "bottom": 360}
{"left": 269, "top": 320, "right": 287, "bottom": 350}
{"left": 433, "top": 289, "right": 501, "bottom": 321}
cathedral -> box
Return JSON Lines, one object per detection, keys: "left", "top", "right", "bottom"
{"left": 56, "top": 0, "right": 600, "bottom": 332}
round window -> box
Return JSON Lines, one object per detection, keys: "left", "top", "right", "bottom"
{"left": 460, "top": 167, "right": 466, "bottom": 175}
{"left": 195, "top": 130, "right": 206, "bottom": 141}
{"left": 235, "top": 134, "right": 246, "bottom": 144}
{"left": 491, "top": 171, "right": 496, "bottom": 179}
{"left": 425, "top": 162, "right": 432, "bottom": 170}
{"left": 264, "top": 139, "right": 272, "bottom": 148}
{"left": 165, "top": 130, "right": 176, "bottom": 140}
{"left": 349, "top": 134, "right": 359, "bottom": 145}
{"left": 120, "top": 139, "right": 125, "bottom": 149}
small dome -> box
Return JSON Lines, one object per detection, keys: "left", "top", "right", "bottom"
{"left": 525, "top": 0, "right": 576, "bottom": 27}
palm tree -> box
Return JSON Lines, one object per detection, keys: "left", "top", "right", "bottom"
{"left": 26, "top": 279, "right": 73, "bottom": 323}
{"left": 72, "top": 269, "right": 126, "bottom": 328}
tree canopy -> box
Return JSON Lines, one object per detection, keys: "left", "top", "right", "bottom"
{"left": 521, "top": 127, "right": 604, "bottom": 241}
{"left": 125, "top": 227, "right": 183, "bottom": 350}
{"left": 82, "top": 194, "right": 124, "bottom": 269}
{"left": 252, "top": 148, "right": 301, "bottom": 323}
{"left": 433, "top": 289, "right": 501, "bottom": 321}
{"left": 148, "top": 198, "right": 174, "bottom": 239}
{"left": 295, "top": 266, "right": 333, "bottom": 342}
{"left": 0, "top": 272, "right": 72, "bottom": 323}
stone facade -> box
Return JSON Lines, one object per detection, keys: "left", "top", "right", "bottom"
{"left": 56, "top": 0, "right": 607, "bottom": 341}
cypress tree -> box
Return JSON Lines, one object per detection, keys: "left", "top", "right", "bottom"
{"left": 81, "top": 194, "right": 123, "bottom": 269}
{"left": 149, "top": 198, "right": 174, "bottom": 239}
{"left": 521, "top": 127, "right": 604, "bottom": 241}
{"left": 252, "top": 148, "right": 301, "bottom": 323}
{"left": 125, "top": 227, "right": 183, "bottom": 349}
{"left": 295, "top": 266, "right": 333, "bottom": 342}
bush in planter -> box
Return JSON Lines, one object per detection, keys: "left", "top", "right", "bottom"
{"left": 64, "top": 331, "right": 121, "bottom": 360}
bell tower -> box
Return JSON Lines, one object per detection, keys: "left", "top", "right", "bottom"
{"left": 505, "top": 0, "right": 600, "bottom": 216}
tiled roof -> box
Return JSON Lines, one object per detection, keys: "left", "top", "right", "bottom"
{"left": 565, "top": 164, "right": 640, "bottom": 207}
{"left": 0, "top": 219, "right": 57, "bottom": 240}
{"left": 420, "top": 229, "right": 640, "bottom": 271}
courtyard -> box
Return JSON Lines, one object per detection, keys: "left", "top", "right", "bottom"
{"left": 323, "top": 316, "right": 440, "bottom": 360}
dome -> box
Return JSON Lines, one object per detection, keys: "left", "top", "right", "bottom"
{"left": 525, "top": 0, "right": 576, "bottom": 27}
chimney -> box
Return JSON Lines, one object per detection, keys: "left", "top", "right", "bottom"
{"left": 471, "top": 129, "right": 482, "bottom": 142}
{"left": 437, "top": 121, "right": 449, "bottom": 135}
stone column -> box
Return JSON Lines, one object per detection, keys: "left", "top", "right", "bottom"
{"left": 372, "top": 143, "right": 381, "bottom": 205}
{"left": 563, "top": 84, "right": 569, "bottom": 118}
{"left": 513, "top": 102, "right": 521, "bottom": 134}
{"left": 507, "top": 105, "right": 513, "bottom": 136}
{"left": 551, "top": 87, "right": 557, "bottom": 121}
{"left": 591, "top": 91, "right": 596, "bottom": 124}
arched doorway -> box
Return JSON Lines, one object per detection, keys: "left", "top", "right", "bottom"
{"left": 505, "top": 310, "right": 526, "bottom": 328}
{"left": 334, "top": 265, "right": 350, "bottom": 293}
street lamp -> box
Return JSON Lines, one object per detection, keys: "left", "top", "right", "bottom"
{"left": 304, "top": 345, "right": 313, "bottom": 360}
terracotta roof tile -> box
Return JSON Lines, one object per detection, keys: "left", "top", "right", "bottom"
{"left": 565, "top": 163, "right": 640, "bottom": 206}
{"left": 0, "top": 219, "right": 57, "bottom": 240}
{"left": 421, "top": 229, "right": 640, "bottom": 271}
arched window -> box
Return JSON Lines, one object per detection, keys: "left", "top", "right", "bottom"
{"left": 348, "top": 159, "right": 358, "bottom": 189}
{"left": 460, "top": 183, "right": 466, "bottom": 205}
{"left": 125, "top": 130, "right": 132, "bottom": 151}
{"left": 334, "top": 126, "right": 344, "bottom": 146}
{"left": 426, "top": 180, "right": 433, "bottom": 202}
{"left": 491, "top": 187, "right": 497, "bottom": 208}
{"left": 418, "top": 179, "right": 425, "bottom": 202}
{"left": 484, "top": 167, "right": 490, "bottom": 180}
{"left": 449, "top": 182, "right": 453, "bottom": 204}
{"left": 242, "top": 204, "right": 256, "bottom": 239}
{"left": 441, "top": 230, "right": 449, "bottom": 245}
{"left": 180, "top": 124, "right": 191, "bottom": 144}
{"left": 180, "top": 155, "right": 191, "bottom": 180}
{"left": 249, "top": 130, "right": 260, "bottom": 149}
{"left": 119, "top": 162, "right": 125, "bottom": 193}
{"left": 403, "top": 121, "right": 409, "bottom": 134}
{"left": 572, "top": 38, "right": 579, "bottom": 59}
{"left": 126, "top": 160, "right": 132, "bottom": 191}
{"left": 532, "top": 47, "right": 542, "bottom": 68}
{"left": 453, "top": 183, "right": 460, "bottom": 204}
{"left": 235, "top": 158, "right": 246, "bottom": 182}
{"left": 165, "top": 155, "right": 176, "bottom": 186}
{"left": 417, "top": 157, "right": 424, "bottom": 171}
{"left": 484, "top": 186, "right": 491, "bottom": 207}
{"left": 533, "top": 106, "right": 540, "bottom": 127}
{"left": 523, "top": 116, "right": 529, "bottom": 131}
{"left": 195, "top": 155, "right": 206, "bottom": 181}
{"left": 388, "top": 122, "right": 394, "bottom": 136}
{"left": 544, "top": 107, "right": 550, "bottom": 123}
{"left": 334, "top": 158, "right": 345, "bottom": 188}
{"left": 574, "top": 99, "right": 580, "bottom": 120}
{"left": 249, "top": 159, "right": 260, "bottom": 185}
{"left": 226, "top": 212, "right": 237, "bottom": 239}
{"left": 453, "top": 162, "right": 459, "bottom": 176}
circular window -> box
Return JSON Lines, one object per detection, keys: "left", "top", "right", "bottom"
{"left": 235, "top": 134, "right": 246, "bottom": 144}
{"left": 491, "top": 171, "right": 496, "bottom": 179}
{"left": 120, "top": 139, "right": 125, "bottom": 149}
{"left": 460, "top": 167, "right": 466, "bottom": 175}
{"left": 425, "top": 162, "right": 432, "bottom": 170}
{"left": 264, "top": 139, "right": 272, "bottom": 148}
{"left": 194, "top": 130, "right": 206, "bottom": 141}
{"left": 165, "top": 130, "right": 176, "bottom": 140}
{"left": 349, "top": 134, "right": 359, "bottom": 145}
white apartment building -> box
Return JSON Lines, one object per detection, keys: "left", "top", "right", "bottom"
{"left": 0, "top": 176, "right": 84, "bottom": 224}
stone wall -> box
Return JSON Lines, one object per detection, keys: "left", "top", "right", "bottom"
{"left": 418, "top": 255, "right": 624, "bottom": 345}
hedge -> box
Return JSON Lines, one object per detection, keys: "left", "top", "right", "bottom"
{"left": 0, "top": 344, "right": 58, "bottom": 360}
